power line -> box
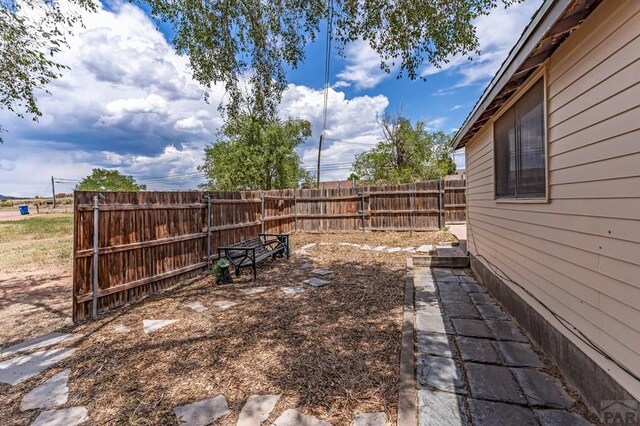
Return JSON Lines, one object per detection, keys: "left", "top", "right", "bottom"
{"left": 317, "top": 0, "right": 334, "bottom": 187}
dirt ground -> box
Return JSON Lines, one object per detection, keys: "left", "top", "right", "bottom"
{"left": 0, "top": 231, "right": 454, "bottom": 425}
{"left": 0, "top": 214, "right": 74, "bottom": 346}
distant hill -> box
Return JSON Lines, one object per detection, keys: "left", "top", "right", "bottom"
{"left": 0, "top": 194, "right": 19, "bottom": 200}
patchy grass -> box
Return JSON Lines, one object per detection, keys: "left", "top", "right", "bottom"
{"left": 0, "top": 214, "right": 73, "bottom": 271}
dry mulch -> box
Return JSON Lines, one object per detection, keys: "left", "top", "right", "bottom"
{"left": 0, "top": 231, "right": 453, "bottom": 425}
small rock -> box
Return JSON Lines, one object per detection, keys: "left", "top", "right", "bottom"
{"left": 300, "top": 263, "right": 314, "bottom": 269}
{"left": 281, "top": 287, "right": 305, "bottom": 296}
{"left": 310, "top": 269, "right": 333, "bottom": 276}
{"left": 212, "top": 301, "right": 238, "bottom": 310}
{"left": 1, "top": 333, "right": 80, "bottom": 358}
{"left": 143, "top": 320, "right": 177, "bottom": 334}
{"left": 237, "top": 394, "right": 281, "bottom": 426}
{"left": 185, "top": 301, "right": 208, "bottom": 313}
{"left": 0, "top": 348, "right": 75, "bottom": 386}
{"left": 303, "top": 277, "right": 331, "bottom": 287}
{"left": 273, "top": 409, "right": 331, "bottom": 426}
{"left": 241, "top": 287, "right": 269, "bottom": 295}
{"left": 353, "top": 412, "right": 386, "bottom": 426}
{"left": 173, "top": 396, "right": 230, "bottom": 425}
{"left": 20, "top": 369, "right": 70, "bottom": 411}
{"left": 113, "top": 325, "right": 131, "bottom": 334}
{"left": 31, "top": 406, "right": 88, "bottom": 426}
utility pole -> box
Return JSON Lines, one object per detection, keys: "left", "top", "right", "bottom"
{"left": 51, "top": 176, "right": 57, "bottom": 209}
{"left": 316, "top": 134, "right": 323, "bottom": 188}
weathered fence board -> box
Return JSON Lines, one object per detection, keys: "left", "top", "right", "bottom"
{"left": 72, "top": 178, "right": 466, "bottom": 321}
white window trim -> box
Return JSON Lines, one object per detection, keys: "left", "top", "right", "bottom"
{"left": 492, "top": 64, "right": 550, "bottom": 204}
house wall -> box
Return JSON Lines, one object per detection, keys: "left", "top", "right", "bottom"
{"left": 465, "top": 0, "right": 640, "bottom": 405}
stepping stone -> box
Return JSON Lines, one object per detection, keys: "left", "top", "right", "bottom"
{"left": 466, "top": 363, "right": 526, "bottom": 404}
{"left": 535, "top": 409, "right": 592, "bottom": 426}
{"left": 338, "top": 242, "right": 353, "bottom": 246}
{"left": 436, "top": 274, "right": 460, "bottom": 283}
{"left": 241, "top": 287, "right": 269, "bottom": 295}
{"left": 273, "top": 409, "right": 330, "bottom": 426}
{"left": 143, "top": 320, "right": 177, "bottom": 334}
{"left": 438, "top": 241, "right": 454, "bottom": 247}
{"left": 319, "top": 242, "right": 332, "bottom": 246}
{"left": 300, "top": 243, "right": 317, "bottom": 250}
{"left": 456, "top": 337, "right": 500, "bottom": 364}
{"left": 468, "top": 399, "right": 537, "bottom": 426}
{"left": 469, "top": 293, "right": 496, "bottom": 305}
{"left": 416, "top": 245, "right": 433, "bottom": 253}
{"left": 31, "top": 406, "right": 88, "bottom": 426}
{"left": 387, "top": 247, "right": 402, "bottom": 253}
{"left": 416, "top": 312, "right": 454, "bottom": 335}
{"left": 486, "top": 320, "right": 528, "bottom": 342}
{"left": 185, "top": 301, "right": 207, "bottom": 313}
{"left": 303, "top": 277, "right": 331, "bottom": 287}
{"left": 173, "top": 395, "right": 230, "bottom": 425}
{"left": 301, "top": 263, "right": 314, "bottom": 269}
{"left": 418, "top": 389, "right": 467, "bottom": 426}
{"left": 451, "top": 319, "right": 492, "bottom": 338}
{"left": 457, "top": 275, "right": 477, "bottom": 284}
{"left": 416, "top": 331, "right": 456, "bottom": 358}
{"left": 402, "top": 247, "right": 416, "bottom": 252}
{"left": 0, "top": 348, "right": 75, "bottom": 386}
{"left": 442, "top": 302, "right": 480, "bottom": 319}
{"left": 496, "top": 341, "right": 543, "bottom": 368}
{"left": 417, "top": 354, "right": 467, "bottom": 395}
{"left": 238, "top": 394, "right": 281, "bottom": 426}
{"left": 113, "top": 325, "right": 131, "bottom": 334}
{"left": 353, "top": 412, "right": 386, "bottom": 426}
{"left": 310, "top": 268, "right": 333, "bottom": 276}
{"left": 439, "top": 292, "right": 472, "bottom": 305}
{"left": 512, "top": 369, "right": 574, "bottom": 409}
{"left": 432, "top": 268, "right": 453, "bottom": 275}
{"left": 360, "top": 245, "right": 373, "bottom": 250}
{"left": 212, "top": 300, "right": 237, "bottom": 310}
{"left": 20, "top": 368, "right": 70, "bottom": 411}
{"left": 452, "top": 269, "right": 469, "bottom": 276}
{"left": 281, "top": 287, "right": 305, "bottom": 296}
{"left": 476, "top": 304, "right": 509, "bottom": 320}
{"left": 415, "top": 298, "right": 441, "bottom": 315}
{"left": 460, "top": 282, "right": 486, "bottom": 294}
{"left": 1, "top": 332, "right": 80, "bottom": 358}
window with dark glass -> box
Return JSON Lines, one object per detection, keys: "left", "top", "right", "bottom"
{"left": 494, "top": 78, "right": 546, "bottom": 199}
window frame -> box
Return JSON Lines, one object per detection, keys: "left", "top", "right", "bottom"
{"left": 492, "top": 65, "right": 549, "bottom": 203}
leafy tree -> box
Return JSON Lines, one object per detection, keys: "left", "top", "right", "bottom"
{"left": 76, "top": 169, "right": 147, "bottom": 191}
{"left": 353, "top": 113, "right": 455, "bottom": 184}
{"left": 142, "top": 0, "right": 518, "bottom": 119}
{"left": 0, "top": 0, "right": 96, "bottom": 142}
{"left": 199, "top": 114, "right": 312, "bottom": 191}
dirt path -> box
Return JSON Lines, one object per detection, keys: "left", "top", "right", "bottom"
{"left": 0, "top": 268, "right": 72, "bottom": 347}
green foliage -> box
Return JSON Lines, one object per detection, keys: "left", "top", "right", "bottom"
{"left": 76, "top": 168, "right": 146, "bottom": 191}
{"left": 199, "top": 114, "right": 312, "bottom": 191}
{"left": 353, "top": 113, "right": 456, "bottom": 184}
{"left": 142, "top": 0, "right": 517, "bottom": 119}
{"left": 347, "top": 172, "right": 359, "bottom": 181}
{"left": 0, "top": 0, "right": 96, "bottom": 142}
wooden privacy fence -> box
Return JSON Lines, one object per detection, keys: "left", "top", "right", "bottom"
{"left": 73, "top": 179, "right": 466, "bottom": 321}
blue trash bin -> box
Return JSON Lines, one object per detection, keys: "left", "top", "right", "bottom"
{"left": 18, "top": 204, "right": 29, "bottom": 215}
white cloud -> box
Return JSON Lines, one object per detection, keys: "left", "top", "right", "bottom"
{"left": 0, "top": 1, "right": 393, "bottom": 194}
{"left": 422, "top": 0, "right": 543, "bottom": 89}
{"left": 336, "top": 40, "right": 395, "bottom": 90}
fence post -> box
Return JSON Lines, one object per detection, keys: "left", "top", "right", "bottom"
{"left": 92, "top": 195, "right": 100, "bottom": 319}
{"left": 360, "top": 191, "right": 366, "bottom": 232}
{"left": 294, "top": 195, "right": 298, "bottom": 233}
{"left": 410, "top": 184, "right": 415, "bottom": 235}
{"left": 438, "top": 179, "right": 443, "bottom": 229}
{"left": 206, "top": 193, "right": 211, "bottom": 269}
{"left": 260, "top": 192, "right": 265, "bottom": 234}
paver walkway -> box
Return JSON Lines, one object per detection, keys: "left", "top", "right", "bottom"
{"left": 413, "top": 265, "right": 594, "bottom": 425}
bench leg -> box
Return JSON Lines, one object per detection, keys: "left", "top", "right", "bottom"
{"left": 235, "top": 267, "right": 241, "bottom": 277}
{"left": 252, "top": 261, "right": 257, "bottom": 281}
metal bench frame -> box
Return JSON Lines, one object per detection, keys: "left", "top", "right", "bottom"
{"left": 217, "top": 233, "right": 290, "bottom": 280}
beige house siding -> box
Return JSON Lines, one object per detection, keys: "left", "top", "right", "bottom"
{"left": 465, "top": 0, "right": 640, "bottom": 399}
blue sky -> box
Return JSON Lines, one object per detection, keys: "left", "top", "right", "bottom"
{"left": 0, "top": 0, "right": 542, "bottom": 196}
